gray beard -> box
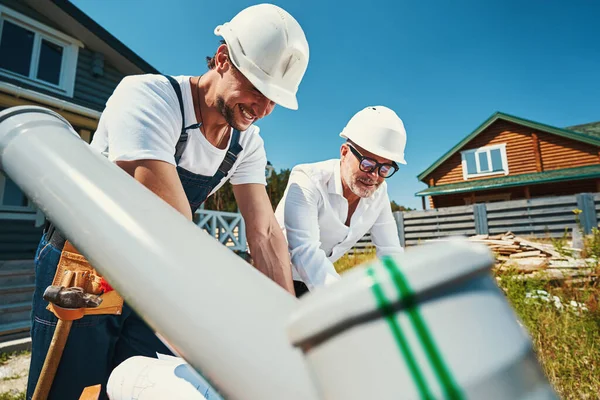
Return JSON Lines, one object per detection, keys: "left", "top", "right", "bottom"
{"left": 216, "top": 96, "right": 244, "bottom": 131}
{"left": 342, "top": 167, "right": 380, "bottom": 198}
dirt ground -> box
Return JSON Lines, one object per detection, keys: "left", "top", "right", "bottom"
{"left": 0, "top": 352, "right": 29, "bottom": 397}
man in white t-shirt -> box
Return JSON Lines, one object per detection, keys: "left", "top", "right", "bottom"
{"left": 27, "top": 4, "right": 309, "bottom": 399}
{"left": 275, "top": 106, "right": 407, "bottom": 296}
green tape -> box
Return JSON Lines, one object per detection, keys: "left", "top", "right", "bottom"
{"left": 382, "top": 257, "right": 464, "bottom": 400}
{"left": 367, "top": 267, "right": 434, "bottom": 400}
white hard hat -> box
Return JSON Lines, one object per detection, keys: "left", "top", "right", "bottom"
{"left": 214, "top": 4, "right": 309, "bottom": 110}
{"left": 340, "top": 106, "right": 407, "bottom": 164}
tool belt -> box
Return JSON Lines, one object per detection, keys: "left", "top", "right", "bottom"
{"left": 45, "top": 224, "right": 123, "bottom": 317}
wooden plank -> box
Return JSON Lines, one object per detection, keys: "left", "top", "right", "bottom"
{"left": 403, "top": 204, "right": 474, "bottom": 218}
{"left": 487, "top": 206, "right": 580, "bottom": 219}
{"left": 509, "top": 251, "right": 542, "bottom": 259}
{"left": 513, "top": 236, "right": 561, "bottom": 257}
{"left": 404, "top": 215, "right": 475, "bottom": 226}
{"left": 488, "top": 225, "right": 575, "bottom": 235}
{"left": 487, "top": 215, "right": 577, "bottom": 227}
{"left": 485, "top": 195, "right": 577, "bottom": 211}
{"left": 404, "top": 221, "right": 475, "bottom": 233}
{"left": 504, "top": 257, "right": 548, "bottom": 271}
{"left": 405, "top": 230, "right": 476, "bottom": 240}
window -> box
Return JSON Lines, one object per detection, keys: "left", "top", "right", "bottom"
{"left": 0, "top": 6, "right": 82, "bottom": 96}
{"left": 461, "top": 144, "right": 508, "bottom": 179}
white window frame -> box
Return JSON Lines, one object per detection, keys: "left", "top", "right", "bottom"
{"left": 460, "top": 143, "right": 509, "bottom": 180}
{"left": 0, "top": 6, "right": 82, "bottom": 97}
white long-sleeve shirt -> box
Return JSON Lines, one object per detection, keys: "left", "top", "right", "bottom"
{"left": 275, "top": 159, "right": 404, "bottom": 290}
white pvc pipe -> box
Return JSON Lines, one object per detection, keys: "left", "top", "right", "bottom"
{"left": 0, "top": 106, "right": 318, "bottom": 400}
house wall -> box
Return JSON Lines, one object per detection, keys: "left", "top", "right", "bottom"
{"left": 538, "top": 134, "right": 599, "bottom": 170}
{"left": 426, "top": 120, "right": 599, "bottom": 186}
{"left": 431, "top": 178, "right": 599, "bottom": 208}
{"left": 0, "top": 0, "right": 129, "bottom": 112}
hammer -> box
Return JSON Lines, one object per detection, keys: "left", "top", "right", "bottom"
{"left": 32, "top": 284, "right": 102, "bottom": 400}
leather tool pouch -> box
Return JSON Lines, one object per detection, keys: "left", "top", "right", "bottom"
{"left": 47, "top": 241, "right": 123, "bottom": 316}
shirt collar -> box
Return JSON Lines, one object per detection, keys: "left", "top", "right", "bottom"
{"left": 328, "top": 160, "right": 344, "bottom": 196}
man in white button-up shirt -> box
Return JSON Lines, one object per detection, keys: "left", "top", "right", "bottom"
{"left": 275, "top": 106, "right": 408, "bottom": 296}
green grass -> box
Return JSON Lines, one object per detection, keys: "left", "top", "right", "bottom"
{"left": 335, "top": 252, "right": 600, "bottom": 399}
{"left": 0, "top": 391, "right": 25, "bottom": 400}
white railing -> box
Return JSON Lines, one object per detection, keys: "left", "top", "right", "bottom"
{"left": 195, "top": 209, "right": 247, "bottom": 252}
{"left": 0, "top": 106, "right": 318, "bottom": 400}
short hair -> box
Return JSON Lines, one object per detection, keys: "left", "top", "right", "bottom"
{"left": 206, "top": 40, "right": 227, "bottom": 69}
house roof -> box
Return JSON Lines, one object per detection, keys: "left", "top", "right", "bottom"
{"left": 568, "top": 121, "right": 600, "bottom": 139}
{"left": 23, "top": 0, "right": 159, "bottom": 75}
{"left": 417, "top": 112, "right": 600, "bottom": 182}
{"left": 416, "top": 164, "right": 600, "bottom": 197}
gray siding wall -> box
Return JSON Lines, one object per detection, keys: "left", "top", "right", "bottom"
{"left": 0, "top": 0, "right": 130, "bottom": 111}
{"left": 0, "top": 219, "right": 42, "bottom": 261}
{"left": 73, "top": 47, "right": 128, "bottom": 110}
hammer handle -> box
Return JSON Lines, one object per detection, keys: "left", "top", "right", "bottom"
{"left": 32, "top": 319, "right": 73, "bottom": 400}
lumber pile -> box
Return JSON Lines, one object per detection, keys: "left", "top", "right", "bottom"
{"left": 466, "top": 232, "right": 596, "bottom": 280}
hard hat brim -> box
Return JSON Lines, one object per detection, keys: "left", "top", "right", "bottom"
{"left": 340, "top": 132, "right": 407, "bottom": 165}
{"left": 215, "top": 25, "right": 300, "bottom": 110}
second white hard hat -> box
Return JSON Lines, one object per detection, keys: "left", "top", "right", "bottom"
{"left": 340, "top": 106, "right": 408, "bottom": 164}
{"left": 214, "top": 4, "right": 310, "bottom": 110}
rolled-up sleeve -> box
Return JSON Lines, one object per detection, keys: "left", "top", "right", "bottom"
{"left": 283, "top": 171, "right": 341, "bottom": 290}
{"left": 370, "top": 195, "right": 404, "bottom": 258}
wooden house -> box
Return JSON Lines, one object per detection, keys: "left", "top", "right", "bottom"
{"left": 416, "top": 112, "right": 600, "bottom": 209}
{"left": 0, "top": 0, "right": 158, "bottom": 260}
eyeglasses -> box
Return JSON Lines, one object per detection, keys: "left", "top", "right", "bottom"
{"left": 346, "top": 144, "right": 398, "bottom": 178}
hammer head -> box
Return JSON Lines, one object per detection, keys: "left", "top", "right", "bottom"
{"left": 43, "top": 285, "right": 103, "bottom": 309}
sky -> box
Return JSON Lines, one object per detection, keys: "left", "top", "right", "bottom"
{"left": 71, "top": 0, "right": 600, "bottom": 209}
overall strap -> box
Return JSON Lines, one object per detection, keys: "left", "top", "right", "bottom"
{"left": 209, "top": 129, "right": 244, "bottom": 187}
{"left": 163, "top": 75, "right": 200, "bottom": 164}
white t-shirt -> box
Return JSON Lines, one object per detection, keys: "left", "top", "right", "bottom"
{"left": 90, "top": 74, "right": 267, "bottom": 196}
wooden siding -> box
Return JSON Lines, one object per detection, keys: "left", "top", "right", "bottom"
{"left": 538, "top": 134, "right": 598, "bottom": 171}
{"left": 426, "top": 120, "right": 599, "bottom": 187}
{"left": 431, "top": 178, "right": 598, "bottom": 208}
{"left": 73, "top": 47, "right": 127, "bottom": 111}
{"left": 0, "top": 220, "right": 43, "bottom": 260}
{"left": 428, "top": 120, "right": 540, "bottom": 185}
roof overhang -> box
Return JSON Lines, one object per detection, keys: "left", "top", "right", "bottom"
{"left": 416, "top": 165, "right": 600, "bottom": 197}
{"left": 23, "top": 0, "right": 159, "bottom": 75}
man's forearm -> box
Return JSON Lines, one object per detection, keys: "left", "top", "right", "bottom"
{"left": 247, "top": 216, "right": 295, "bottom": 295}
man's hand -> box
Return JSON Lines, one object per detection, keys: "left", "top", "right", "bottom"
{"left": 233, "top": 183, "right": 295, "bottom": 295}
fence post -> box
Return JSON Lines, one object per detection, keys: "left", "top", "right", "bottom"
{"left": 473, "top": 204, "right": 488, "bottom": 235}
{"left": 576, "top": 193, "right": 597, "bottom": 234}
{"left": 393, "top": 211, "right": 405, "bottom": 247}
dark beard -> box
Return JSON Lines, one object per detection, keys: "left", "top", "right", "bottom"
{"left": 216, "top": 96, "right": 244, "bottom": 131}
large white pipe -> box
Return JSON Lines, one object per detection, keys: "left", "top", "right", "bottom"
{"left": 0, "top": 106, "right": 318, "bottom": 400}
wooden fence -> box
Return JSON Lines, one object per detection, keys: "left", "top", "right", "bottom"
{"left": 395, "top": 193, "right": 599, "bottom": 247}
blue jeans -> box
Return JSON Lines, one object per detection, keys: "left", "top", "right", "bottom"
{"left": 26, "top": 234, "right": 173, "bottom": 400}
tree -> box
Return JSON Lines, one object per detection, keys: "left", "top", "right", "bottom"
{"left": 203, "top": 167, "right": 291, "bottom": 212}
{"left": 390, "top": 200, "right": 414, "bottom": 212}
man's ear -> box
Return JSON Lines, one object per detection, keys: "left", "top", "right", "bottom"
{"left": 214, "top": 44, "right": 233, "bottom": 72}
{"left": 340, "top": 143, "right": 349, "bottom": 158}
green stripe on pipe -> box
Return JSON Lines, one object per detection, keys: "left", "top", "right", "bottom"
{"left": 367, "top": 267, "right": 434, "bottom": 400}
{"left": 382, "top": 257, "right": 464, "bottom": 400}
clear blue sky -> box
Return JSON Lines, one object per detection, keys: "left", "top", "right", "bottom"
{"left": 71, "top": 0, "right": 600, "bottom": 209}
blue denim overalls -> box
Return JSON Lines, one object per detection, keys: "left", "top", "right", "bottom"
{"left": 26, "top": 75, "right": 242, "bottom": 400}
